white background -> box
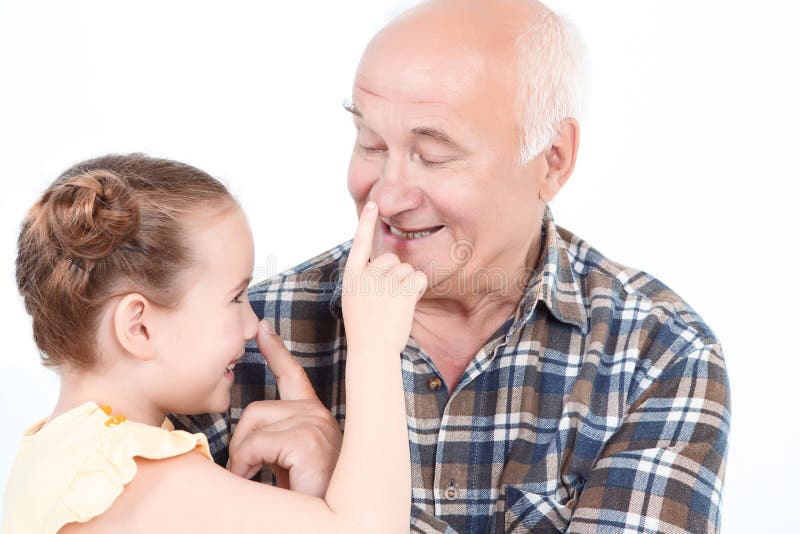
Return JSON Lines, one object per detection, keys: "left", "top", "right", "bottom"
{"left": 1, "top": 1, "right": 797, "bottom": 530}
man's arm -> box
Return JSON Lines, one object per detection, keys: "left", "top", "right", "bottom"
{"left": 503, "top": 343, "right": 730, "bottom": 533}
{"left": 569, "top": 343, "right": 729, "bottom": 532}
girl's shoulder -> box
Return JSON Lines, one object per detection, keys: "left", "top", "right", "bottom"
{"left": 1, "top": 402, "right": 211, "bottom": 534}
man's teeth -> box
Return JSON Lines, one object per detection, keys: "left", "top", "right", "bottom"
{"left": 388, "top": 225, "right": 438, "bottom": 239}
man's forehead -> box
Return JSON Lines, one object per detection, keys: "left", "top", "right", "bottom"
{"left": 350, "top": 83, "right": 454, "bottom": 111}
{"left": 353, "top": 24, "right": 516, "bottom": 119}
{"left": 354, "top": 53, "right": 488, "bottom": 101}
{"left": 349, "top": 62, "right": 513, "bottom": 140}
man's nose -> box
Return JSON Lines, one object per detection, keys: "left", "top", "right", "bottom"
{"left": 371, "top": 154, "right": 424, "bottom": 216}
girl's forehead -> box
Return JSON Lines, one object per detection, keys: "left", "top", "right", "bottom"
{"left": 181, "top": 207, "right": 254, "bottom": 284}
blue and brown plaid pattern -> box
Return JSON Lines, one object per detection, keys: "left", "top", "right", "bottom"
{"left": 172, "top": 209, "right": 729, "bottom": 533}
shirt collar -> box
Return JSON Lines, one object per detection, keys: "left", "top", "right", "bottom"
{"left": 515, "top": 207, "right": 588, "bottom": 334}
{"left": 330, "top": 207, "right": 588, "bottom": 334}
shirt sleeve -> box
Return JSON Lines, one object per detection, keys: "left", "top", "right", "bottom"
{"left": 564, "top": 343, "right": 730, "bottom": 533}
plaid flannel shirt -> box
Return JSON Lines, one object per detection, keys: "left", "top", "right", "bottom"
{"left": 172, "top": 208, "right": 730, "bottom": 533}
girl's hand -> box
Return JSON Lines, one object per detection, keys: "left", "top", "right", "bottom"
{"left": 342, "top": 202, "right": 427, "bottom": 355}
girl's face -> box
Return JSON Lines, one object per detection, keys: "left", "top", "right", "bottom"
{"left": 146, "top": 205, "right": 259, "bottom": 416}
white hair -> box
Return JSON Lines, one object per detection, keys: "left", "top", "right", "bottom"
{"left": 515, "top": 7, "right": 585, "bottom": 164}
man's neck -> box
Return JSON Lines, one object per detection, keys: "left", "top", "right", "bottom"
{"left": 408, "top": 233, "right": 543, "bottom": 390}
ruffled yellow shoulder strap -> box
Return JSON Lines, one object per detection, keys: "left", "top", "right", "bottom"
{"left": 49, "top": 407, "right": 212, "bottom": 532}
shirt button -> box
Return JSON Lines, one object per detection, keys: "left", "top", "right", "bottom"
{"left": 427, "top": 377, "right": 442, "bottom": 391}
{"left": 444, "top": 480, "right": 459, "bottom": 500}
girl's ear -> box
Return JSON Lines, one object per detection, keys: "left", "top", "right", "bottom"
{"left": 112, "top": 293, "right": 156, "bottom": 362}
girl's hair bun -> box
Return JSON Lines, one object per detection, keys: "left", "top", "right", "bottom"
{"left": 17, "top": 153, "right": 234, "bottom": 369}
{"left": 43, "top": 170, "right": 140, "bottom": 263}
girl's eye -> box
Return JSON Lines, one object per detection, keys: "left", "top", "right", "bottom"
{"left": 359, "top": 144, "right": 386, "bottom": 154}
{"left": 232, "top": 289, "right": 246, "bottom": 304}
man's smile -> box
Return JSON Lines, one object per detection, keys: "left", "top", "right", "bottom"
{"left": 381, "top": 219, "right": 446, "bottom": 241}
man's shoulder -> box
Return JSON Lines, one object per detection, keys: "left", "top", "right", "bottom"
{"left": 246, "top": 241, "right": 351, "bottom": 323}
{"left": 251, "top": 241, "right": 351, "bottom": 295}
{"left": 557, "top": 226, "right": 719, "bottom": 351}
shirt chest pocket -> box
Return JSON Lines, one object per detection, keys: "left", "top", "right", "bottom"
{"left": 499, "top": 483, "right": 579, "bottom": 533}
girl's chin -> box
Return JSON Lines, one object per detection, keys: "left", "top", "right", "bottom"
{"left": 181, "top": 399, "right": 231, "bottom": 418}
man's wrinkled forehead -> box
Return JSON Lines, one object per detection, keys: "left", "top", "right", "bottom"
{"left": 354, "top": 47, "right": 489, "bottom": 106}
{"left": 350, "top": 53, "right": 513, "bottom": 144}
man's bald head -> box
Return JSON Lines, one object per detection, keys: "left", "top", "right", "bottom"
{"left": 358, "top": 0, "right": 583, "bottom": 163}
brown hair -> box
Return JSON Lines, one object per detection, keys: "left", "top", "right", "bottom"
{"left": 16, "top": 153, "right": 235, "bottom": 369}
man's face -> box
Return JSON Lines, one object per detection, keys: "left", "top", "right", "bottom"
{"left": 346, "top": 20, "right": 549, "bottom": 296}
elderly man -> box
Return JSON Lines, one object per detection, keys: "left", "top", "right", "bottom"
{"left": 174, "top": 0, "right": 729, "bottom": 532}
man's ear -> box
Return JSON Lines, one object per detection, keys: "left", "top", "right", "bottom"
{"left": 112, "top": 293, "right": 156, "bottom": 362}
{"left": 540, "top": 118, "right": 580, "bottom": 202}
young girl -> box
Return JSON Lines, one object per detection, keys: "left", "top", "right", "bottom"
{"left": 2, "top": 154, "right": 426, "bottom": 533}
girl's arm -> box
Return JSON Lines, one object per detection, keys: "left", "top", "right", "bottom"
{"left": 60, "top": 202, "right": 425, "bottom": 534}
{"left": 325, "top": 200, "right": 427, "bottom": 530}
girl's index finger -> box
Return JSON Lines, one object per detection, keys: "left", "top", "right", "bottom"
{"left": 346, "top": 201, "right": 378, "bottom": 272}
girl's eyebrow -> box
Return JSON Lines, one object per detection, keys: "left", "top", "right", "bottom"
{"left": 230, "top": 277, "right": 252, "bottom": 293}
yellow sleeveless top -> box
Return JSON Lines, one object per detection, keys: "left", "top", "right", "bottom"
{"left": 1, "top": 402, "right": 212, "bottom": 534}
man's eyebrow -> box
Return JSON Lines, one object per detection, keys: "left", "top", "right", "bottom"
{"left": 343, "top": 101, "right": 457, "bottom": 146}
{"left": 412, "top": 127, "right": 456, "bottom": 145}
{"left": 343, "top": 101, "right": 362, "bottom": 118}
